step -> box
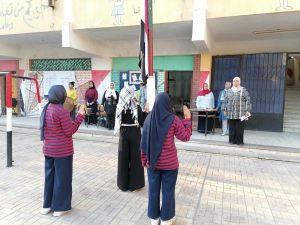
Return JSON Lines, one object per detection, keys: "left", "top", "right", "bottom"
{"left": 283, "top": 123, "right": 300, "bottom": 129}
{"left": 284, "top": 103, "right": 300, "bottom": 107}
{"left": 283, "top": 117, "right": 300, "bottom": 122}
{"left": 285, "top": 97, "right": 300, "bottom": 101}
{"left": 283, "top": 127, "right": 300, "bottom": 133}
{"left": 284, "top": 119, "right": 300, "bottom": 124}
{"left": 284, "top": 106, "right": 300, "bottom": 111}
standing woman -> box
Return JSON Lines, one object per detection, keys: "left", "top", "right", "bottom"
{"left": 101, "top": 82, "right": 119, "bottom": 130}
{"left": 115, "top": 85, "right": 145, "bottom": 192}
{"left": 141, "top": 93, "right": 192, "bottom": 225}
{"left": 217, "top": 81, "right": 231, "bottom": 136}
{"left": 85, "top": 81, "right": 98, "bottom": 124}
{"left": 222, "top": 77, "right": 251, "bottom": 145}
{"left": 40, "top": 85, "right": 85, "bottom": 217}
{"left": 196, "top": 83, "right": 215, "bottom": 133}
{"left": 67, "top": 81, "right": 77, "bottom": 121}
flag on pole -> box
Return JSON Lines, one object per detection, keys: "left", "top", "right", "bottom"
{"left": 138, "top": 0, "right": 149, "bottom": 85}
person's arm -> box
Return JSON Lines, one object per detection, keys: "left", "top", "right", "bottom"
{"left": 74, "top": 90, "right": 78, "bottom": 103}
{"left": 222, "top": 92, "right": 228, "bottom": 115}
{"left": 93, "top": 89, "right": 98, "bottom": 103}
{"left": 244, "top": 88, "right": 252, "bottom": 113}
{"left": 217, "top": 92, "right": 222, "bottom": 110}
{"left": 59, "top": 108, "right": 85, "bottom": 137}
{"left": 116, "top": 91, "right": 119, "bottom": 103}
{"left": 196, "top": 96, "right": 200, "bottom": 109}
{"left": 101, "top": 91, "right": 107, "bottom": 105}
{"left": 140, "top": 151, "right": 148, "bottom": 167}
{"left": 174, "top": 116, "right": 192, "bottom": 142}
{"left": 211, "top": 93, "right": 215, "bottom": 109}
{"left": 137, "top": 105, "right": 145, "bottom": 126}
{"left": 84, "top": 90, "right": 88, "bottom": 103}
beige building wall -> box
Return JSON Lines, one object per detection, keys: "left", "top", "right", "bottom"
{"left": 207, "top": 0, "right": 300, "bottom": 18}
{"left": 0, "top": 0, "right": 64, "bottom": 35}
{"left": 72, "top": 0, "right": 193, "bottom": 29}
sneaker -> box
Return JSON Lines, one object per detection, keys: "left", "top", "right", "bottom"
{"left": 221, "top": 133, "right": 226, "bottom": 136}
{"left": 151, "top": 218, "right": 160, "bottom": 225}
{"left": 161, "top": 217, "right": 175, "bottom": 225}
{"left": 53, "top": 210, "right": 70, "bottom": 217}
{"left": 40, "top": 208, "right": 51, "bottom": 215}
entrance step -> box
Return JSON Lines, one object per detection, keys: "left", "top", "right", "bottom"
{"left": 284, "top": 87, "right": 300, "bottom": 132}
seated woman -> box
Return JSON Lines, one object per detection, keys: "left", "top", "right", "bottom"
{"left": 196, "top": 83, "right": 215, "bottom": 133}
{"left": 84, "top": 81, "right": 98, "bottom": 124}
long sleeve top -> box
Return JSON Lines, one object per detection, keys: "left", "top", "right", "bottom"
{"left": 85, "top": 88, "right": 98, "bottom": 103}
{"left": 141, "top": 117, "right": 192, "bottom": 170}
{"left": 222, "top": 87, "right": 251, "bottom": 119}
{"left": 121, "top": 105, "right": 144, "bottom": 126}
{"left": 196, "top": 92, "right": 215, "bottom": 109}
{"left": 67, "top": 89, "right": 78, "bottom": 105}
{"left": 43, "top": 104, "right": 85, "bottom": 158}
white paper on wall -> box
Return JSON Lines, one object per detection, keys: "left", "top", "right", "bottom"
{"left": 43, "top": 71, "right": 76, "bottom": 96}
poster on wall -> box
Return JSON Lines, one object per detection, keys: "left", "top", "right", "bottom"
{"left": 129, "top": 71, "right": 143, "bottom": 85}
{"left": 43, "top": 71, "right": 76, "bottom": 96}
{"left": 120, "top": 71, "right": 158, "bottom": 91}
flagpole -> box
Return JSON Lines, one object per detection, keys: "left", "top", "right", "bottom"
{"left": 6, "top": 72, "right": 13, "bottom": 167}
{"left": 146, "top": 0, "right": 156, "bottom": 110}
{"left": 148, "top": 0, "right": 153, "bottom": 78}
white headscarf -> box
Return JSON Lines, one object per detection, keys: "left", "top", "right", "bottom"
{"left": 232, "top": 77, "right": 243, "bottom": 92}
{"left": 105, "top": 82, "right": 117, "bottom": 99}
{"left": 114, "top": 85, "right": 138, "bottom": 135}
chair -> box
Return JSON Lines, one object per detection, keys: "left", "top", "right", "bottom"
{"left": 96, "top": 105, "right": 107, "bottom": 128}
{"left": 85, "top": 108, "right": 95, "bottom": 128}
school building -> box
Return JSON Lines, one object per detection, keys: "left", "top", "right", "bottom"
{"left": 0, "top": 0, "right": 300, "bottom": 132}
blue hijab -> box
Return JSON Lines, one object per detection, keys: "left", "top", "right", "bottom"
{"left": 140, "top": 93, "right": 175, "bottom": 170}
{"left": 40, "top": 85, "right": 67, "bottom": 141}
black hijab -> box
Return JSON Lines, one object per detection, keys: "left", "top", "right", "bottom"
{"left": 89, "top": 81, "right": 95, "bottom": 89}
{"left": 40, "top": 85, "right": 67, "bottom": 141}
{"left": 140, "top": 93, "right": 175, "bottom": 170}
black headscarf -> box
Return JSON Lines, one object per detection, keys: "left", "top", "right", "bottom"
{"left": 89, "top": 81, "right": 95, "bottom": 89}
{"left": 140, "top": 93, "right": 175, "bottom": 170}
{"left": 40, "top": 85, "right": 67, "bottom": 141}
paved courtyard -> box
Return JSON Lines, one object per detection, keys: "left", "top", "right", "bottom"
{"left": 1, "top": 131, "right": 300, "bottom": 225}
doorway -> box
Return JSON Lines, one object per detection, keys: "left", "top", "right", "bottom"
{"left": 284, "top": 54, "right": 300, "bottom": 132}
{"left": 166, "top": 71, "right": 192, "bottom": 116}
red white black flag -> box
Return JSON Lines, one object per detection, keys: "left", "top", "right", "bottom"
{"left": 138, "top": 0, "right": 149, "bottom": 85}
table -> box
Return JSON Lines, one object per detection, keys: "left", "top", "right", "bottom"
{"left": 190, "top": 108, "right": 217, "bottom": 136}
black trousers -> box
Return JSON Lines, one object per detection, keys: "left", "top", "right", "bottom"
{"left": 228, "top": 119, "right": 245, "bottom": 145}
{"left": 107, "top": 113, "right": 115, "bottom": 130}
{"left": 117, "top": 126, "right": 145, "bottom": 191}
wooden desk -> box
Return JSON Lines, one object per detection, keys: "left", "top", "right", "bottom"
{"left": 190, "top": 108, "right": 217, "bottom": 136}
